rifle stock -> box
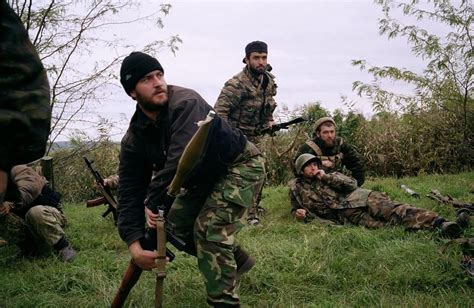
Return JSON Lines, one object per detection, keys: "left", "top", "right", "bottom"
{"left": 86, "top": 196, "right": 107, "bottom": 208}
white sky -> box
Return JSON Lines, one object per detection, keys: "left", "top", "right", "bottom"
{"left": 67, "top": 0, "right": 435, "bottom": 141}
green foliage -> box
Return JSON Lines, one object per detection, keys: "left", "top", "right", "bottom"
{"left": 351, "top": 0, "right": 473, "bottom": 172}
{"left": 1, "top": 173, "right": 473, "bottom": 306}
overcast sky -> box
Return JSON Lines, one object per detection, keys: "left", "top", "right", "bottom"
{"left": 75, "top": 0, "right": 433, "bottom": 141}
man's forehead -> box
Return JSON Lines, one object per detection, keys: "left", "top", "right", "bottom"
{"left": 249, "top": 52, "right": 267, "bottom": 57}
{"left": 320, "top": 122, "right": 335, "bottom": 129}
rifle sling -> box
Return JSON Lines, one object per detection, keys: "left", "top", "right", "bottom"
{"left": 154, "top": 215, "right": 167, "bottom": 308}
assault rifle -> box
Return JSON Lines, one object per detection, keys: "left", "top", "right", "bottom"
{"left": 83, "top": 156, "right": 118, "bottom": 224}
{"left": 260, "top": 116, "right": 306, "bottom": 135}
{"left": 427, "top": 189, "right": 474, "bottom": 214}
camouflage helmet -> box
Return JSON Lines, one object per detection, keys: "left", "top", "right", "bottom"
{"left": 314, "top": 117, "right": 336, "bottom": 133}
{"left": 295, "top": 153, "right": 320, "bottom": 173}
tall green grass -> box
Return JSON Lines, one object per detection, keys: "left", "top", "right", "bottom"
{"left": 1, "top": 172, "right": 473, "bottom": 307}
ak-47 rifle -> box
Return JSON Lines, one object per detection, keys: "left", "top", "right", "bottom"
{"left": 260, "top": 116, "right": 306, "bottom": 135}
{"left": 111, "top": 111, "right": 215, "bottom": 308}
{"left": 427, "top": 189, "right": 474, "bottom": 214}
{"left": 83, "top": 156, "right": 118, "bottom": 224}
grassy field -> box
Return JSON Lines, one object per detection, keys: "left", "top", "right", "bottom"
{"left": 1, "top": 172, "right": 473, "bottom": 307}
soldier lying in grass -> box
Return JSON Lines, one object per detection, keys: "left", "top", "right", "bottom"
{"left": 289, "top": 154, "right": 470, "bottom": 238}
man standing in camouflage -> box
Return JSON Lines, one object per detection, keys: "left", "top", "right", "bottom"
{"left": 117, "top": 51, "right": 265, "bottom": 307}
{"left": 289, "top": 154, "right": 469, "bottom": 237}
{"left": 295, "top": 117, "right": 365, "bottom": 186}
{"left": 0, "top": 0, "right": 51, "bottom": 239}
{"left": 214, "top": 40, "right": 277, "bottom": 225}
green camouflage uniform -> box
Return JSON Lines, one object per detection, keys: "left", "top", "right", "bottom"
{"left": 214, "top": 66, "right": 277, "bottom": 221}
{"left": 289, "top": 172, "right": 440, "bottom": 230}
{"left": 0, "top": 1, "right": 51, "bottom": 171}
{"left": 168, "top": 142, "right": 265, "bottom": 306}
{"left": 0, "top": 165, "right": 66, "bottom": 254}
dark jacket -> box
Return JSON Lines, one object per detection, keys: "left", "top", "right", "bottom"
{"left": 117, "top": 85, "right": 247, "bottom": 246}
{"left": 295, "top": 137, "right": 365, "bottom": 186}
{"left": 0, "top": 1, "right": 51, "bottom": 170}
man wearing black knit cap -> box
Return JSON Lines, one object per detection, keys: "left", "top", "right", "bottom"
{"left": 117, "top": 51, "right": 265, "bottom": 307}
{"left": 214, "top": 40, "right": 278, "bottom": 226}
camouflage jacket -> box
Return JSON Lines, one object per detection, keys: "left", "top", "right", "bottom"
{"left": 289, "top": 172, "right": 372, "bottom": 220}
{"left": 295, "top": 137, "right": 365, "bottom": 186}
{"left": 214, "top": 66, "right": 277, "bottom": 138}
{"left": 0, "top": 1, "right": 51, "bottom": 171}
{"left": 4, "top": 165, "right": 47, "bottom": 217}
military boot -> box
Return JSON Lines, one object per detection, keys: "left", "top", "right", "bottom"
{"left": 234, "top": 246, "right": 256, "bottom": 280}
{"left": 455, "top": 209, "right": 471, "bottom": 230}
{"left": 440, "top": 222, "right": 463, "bottom": 238}
{"left": 58, "top": 245, "right": 76, "bottom": 262}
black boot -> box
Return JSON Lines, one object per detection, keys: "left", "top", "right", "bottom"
{"left": 433, "top": 217, "right": 462, "bottom": 238}
{"left": 455, "top": 209, "right": 470, "bottom": 230}
{"left": 53, "top": 237, "right": 76, "bottom": 262}
{"left": 234, "top": 246, "right": 256, "bottom": 280}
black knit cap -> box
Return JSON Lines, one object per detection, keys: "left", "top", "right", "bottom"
{"left": 120, "top": 51, "right": 164, "bottom": 95}
{"left": 243, "top": 40, "right": 268, "bottom": 63}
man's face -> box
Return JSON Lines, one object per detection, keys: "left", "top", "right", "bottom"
{"left": 246, "top": 52, "right": 267, "bottom": 74}
{"left": 130, "top": 70, "right": 168, "bottom": 111}
{"left": 302, "top": 161, "right": 319, "bottom": 179}
{"left": 316, "top": 123, "right": 336, "bottom": 147}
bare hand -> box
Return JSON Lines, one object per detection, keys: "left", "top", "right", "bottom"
{"left": 321, "top": 160, "right": 334, "bottom": 168}
{"left": 0, "top": 202, "right": 12, "bottom": 217}
{"left": 145, "top": 207, "right": 158, "bottom": 229}
{"left": 295, "top": 209, "right": 306, "bottom": 221}
{"left": 128, "top": 241, "right": 159, "bottom": 270}
{"left": 315, "top": 170, "right": 326, "bottom": 180}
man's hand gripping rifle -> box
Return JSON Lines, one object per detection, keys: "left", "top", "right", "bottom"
{"left": 83, "top": 156, "right": 118, "bottom": 224}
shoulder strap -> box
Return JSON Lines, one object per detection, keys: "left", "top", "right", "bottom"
{"left": 305, "top": 140, "right": 324, "bottom": 156}
{"left": 154, "top": 213, "right": 167, "bottom": 308}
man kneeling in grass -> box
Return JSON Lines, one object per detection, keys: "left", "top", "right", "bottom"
{"left": 289, "top": 154, "right": 470, "bottom": 238}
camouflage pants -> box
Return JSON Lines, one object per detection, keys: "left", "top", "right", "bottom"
{"left": 168, "top": 142, "right": 265, "bottom": 306}
{"left": 0, "top": 205, "right": 66, "bottom": 253}
{"left": 341, "top": 191, "right": 439, "bottom": 230}
{"left": 245, "top": 136, "right": 265, "bottom": 221}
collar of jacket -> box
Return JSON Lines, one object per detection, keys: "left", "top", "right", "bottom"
{"left": 242, "top": 66, "right": 268, "bottom": 88}
{"left": 131, "top": 101, "right": 168, "bottom": 131}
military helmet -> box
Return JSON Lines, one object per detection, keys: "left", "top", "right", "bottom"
{"left": 295, "top": 153, "right": 320, "bottom": 173}
{"left": 314, "top": 116, "right": 336, "bottom": 133}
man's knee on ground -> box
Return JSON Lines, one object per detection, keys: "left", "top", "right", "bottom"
{"left": 25, "top": 205, "right": 61, "bottom": 226}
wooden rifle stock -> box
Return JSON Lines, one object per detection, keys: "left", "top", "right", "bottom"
{"left": 86, "top": 196, "right": 107, "bottom": 208}
{"left": 111, "top": 260, "right": 143, "bottom": 308}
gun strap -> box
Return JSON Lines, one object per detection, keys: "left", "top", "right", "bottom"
{"left": 305, "top": 140, "right": 344, "bottom": 162}
{"left": 154, "top": 215, "right": 167, "bottom": 308}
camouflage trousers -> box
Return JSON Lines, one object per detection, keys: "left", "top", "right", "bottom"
{"left": 341, "top": 191, "right": 439, "bottom": 230}
{"left": 245, "top": 136, "right": 265, "bottom": 221}
{"left": 168, "top": 142, "right": 265, "bottom": 306}
{"left": 0, "top": 205, "right": 66, "bottom": 253}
